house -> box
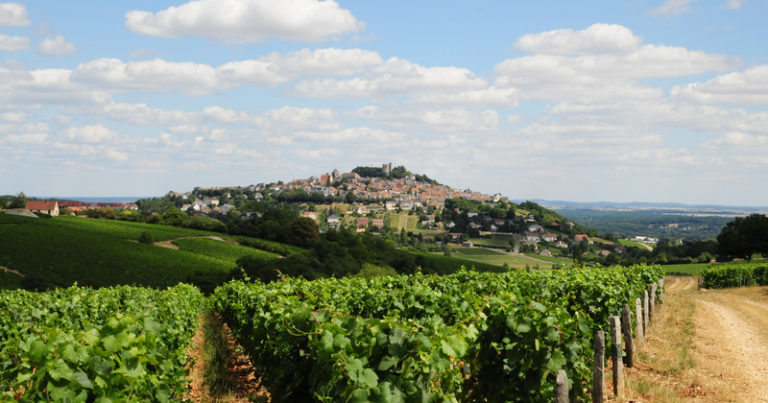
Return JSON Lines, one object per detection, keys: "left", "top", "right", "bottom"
{"left": 385, "top": 201, "right": 397, "bottom": 211}
{"left": 597, "top": 249, "right": 611, "bottom": 257}
{"left": 528, "top": 224, "right": 543, "bottom": 232}
{"left": 575, "top": 234, "right": 593, "bottom": 244}
{"left": 253, "top": 193, "right": 264, "bottom": 201}
{"left": 302, "top": 211, "right": 318, "bottom": 221}
{"left": 525, "top": 232, "right": 540, "bottom": 242}
{"left": 614, "top": 245, "right": 627, "bottom": 254}
{"left": 371, "top": 219, "right": 384, "bottom": 228}
{"left": 26, "top": 201, "right": 59, "bottom": 216}
{"left": 462, "top": 241, "right": 474, "bottom": 248}
{"left": 356, "top": 218, "right": 369, "bottom": 228}
{"left": 326, "top": 214, "right": 340, "bottom": 226}
{"left": 539, "top": 249, "right": 553, "bottom": 257}
{"left": 220, "top": 204, "right": 234, "bottom": 215}
{"left": 467, "top": 211, "right": 479, "bottom": 218}
{"left": 555, "top": 240, "right": 569, "bottom": 248}
{"left": 542, "top": 233, "right": 557, "bottom": 242}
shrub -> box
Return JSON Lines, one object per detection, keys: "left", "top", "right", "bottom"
{"left": 138, "top": 231, "right": 154, "bottom": 244}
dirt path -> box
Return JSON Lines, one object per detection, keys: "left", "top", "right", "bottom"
{"left": 0, "top": 265, "right": 24, "bottom": 278}
{"left": 627, "top": 276, "right": 768, "bottom": 402}
{"left": 155, "top": 235, "right": 237, "bottom": 250}
{"left": 692, "top": 288, "right": 768, "bottom": 401}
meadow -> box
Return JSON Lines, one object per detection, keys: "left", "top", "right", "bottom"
{"left": 0, "top": 214, "right": 287, "bottom": 290}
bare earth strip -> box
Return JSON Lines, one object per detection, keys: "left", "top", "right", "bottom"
{"left": 0, "top": 265, "right": 24, "bottom": 278}
{"left": 154, "top": 235, "right": 238, "bottom": 250}
{"left": 693, "top": 290, "right": 768, "bottom": 401}
{"left": 626, "top": 276, "right": 768, "bottom": 402}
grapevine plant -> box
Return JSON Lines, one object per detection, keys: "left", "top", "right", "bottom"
{"left": 212, "top": 265, "right": 663, "bottom": 402}
{"left": 0, "top": 284, "right": 204, "bottom": 401}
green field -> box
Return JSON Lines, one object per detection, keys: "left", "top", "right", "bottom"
{"left": 409, "top": 251, "right": 505, "bottom": 273}
{"left": 469, "top": 235, "right": 515, "bottom": 248}
{"left": 0, "top": 214, "right": 290, "bottom": 290}
{"left": 618, "top": 239, "right": 654, "bottom": 251}
{"left": 449, "top": 247, "right": 568, "bottom": 269}
{"left": 173, "top": 238, "right": 280, "bottom": 264}
{"left": 50, "top": 215, "right": 223, "bottom": 241}
{"left": 388, "top": 213, "right": 419, "bottom": 232}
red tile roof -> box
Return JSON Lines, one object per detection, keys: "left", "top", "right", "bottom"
{"left": 26, "top": 201, "right": 58, "bottom": 210}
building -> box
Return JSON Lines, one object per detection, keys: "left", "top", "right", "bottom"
{"left": 382, "top": 162, "right": 392, "bottom": 177}
{"left": 25, "top": 201, "right": 59, "bottom": 216}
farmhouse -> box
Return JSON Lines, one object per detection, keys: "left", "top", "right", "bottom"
{"left": 25, "top": 201, "right": 59, "bottom": 216}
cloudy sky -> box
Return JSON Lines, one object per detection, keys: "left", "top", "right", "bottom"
{"left": 1, "top": 1, "right": 767, "bottom": 205}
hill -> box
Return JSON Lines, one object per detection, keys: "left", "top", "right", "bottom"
{"left": 0, "top": 214, "right": 297, "bottom": 292}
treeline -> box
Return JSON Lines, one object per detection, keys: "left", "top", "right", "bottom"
{"left": 234, "top": 229, "right": 504, "bottom": 284}
{"left": 555, "top": 208, "right": 731, "bottom": 240}
{"left": 351, "top": 165, "right": 442, "bottom": 185}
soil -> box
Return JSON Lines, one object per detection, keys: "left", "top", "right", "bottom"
{"left": 154, "top": 235, "right": 239, "bottom": 250}
{"left": 0, "top": 265, "right": 24, "bottom": 278}
{"left": 626, "top": 275, "right": 768, "bottom": 402}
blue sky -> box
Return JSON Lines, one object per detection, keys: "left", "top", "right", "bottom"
{"left": 1, "top": 0, "right": 767, "bottom": 205}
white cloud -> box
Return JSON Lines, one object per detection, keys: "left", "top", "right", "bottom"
{"left": 515, "top": 24, "right": 642, "bottom": 55}
{"left": 38, "top": 35, "right": 77, "bottom": 57}
{"left": 73, "top": 58, "right": 218, "bottom": 95}
{"left": 64, "top": 124, "right": 119, "bottom": 143}
{"left": 356, "top": 106, "right": 499, "bottom": 132}
{"left": 0, "top": 34, "right": 28, "bottom": 51}
{"left": 294, "top": 57, "right": 487, "bottom": 99}
{"left": 495, "top": 26, "right": 739, "bottom": 105}
{"left": 125, "top": 0, "right": 364, "bottom": 43}
{"left": 0, "top": 3, "right": 29, "bottom": 27}
{"left": 650, "top": 0, "right": 695, "bottom": 16}
{"left": 671, "top": 66, "right": 768, "bottom": 105}
{"left": 73, "top": 49, "right": 381, "bottom": 95}
{"left": 724, "top": 0, "right": 743, "bottom": 9}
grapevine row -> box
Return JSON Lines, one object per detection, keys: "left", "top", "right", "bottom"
{"left": 212, "top": 265, "right": 664, "bottom": 402}
{"left": 0, "top": 284, "right": 204, "bottom": 402}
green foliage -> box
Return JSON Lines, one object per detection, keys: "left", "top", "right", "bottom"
{"left": 717, "top": 214, "right": 768, "bottom": 259}
{"left": 0, "top": 284, "right": 204, "bottom": 401}
{"left": 355, "top": 263, "right": 398, "bottom": 278}
{"left": 173, "top": 238, "right": 280, "bottom": 264}
{"left": 138, "top": 231, "right": 154, "bottom": 244}
{"left": 0, "top": 214, "right": 233, "bottom": 289}
{"left": 701, "top": 262, "right": 768, "bottom": 288}
{"left": 212, "top": 265, "right": 663, "bottom": 401}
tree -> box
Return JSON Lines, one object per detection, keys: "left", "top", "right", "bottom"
{"left": 717, "top": 214, "right": 768, "bottom": 259}
{"left": 290, "top": 217, "right": 319, "bottom": 246}
{"left": 10, "top": 192, "right": 27, "bottom": 209}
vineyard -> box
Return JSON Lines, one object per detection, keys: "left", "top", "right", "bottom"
{"left": 0, "top": 264, "right": 663, "bottom": 401}
{"left": 0, "top": 284, "right": 204, "bottom": 401}
{"left": 212, "top": 265, "right": 663, "bottom": 402}
{"left": 701, "top": 262, "right": 768, "bottom": 288}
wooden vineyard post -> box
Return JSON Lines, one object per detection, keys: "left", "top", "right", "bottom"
{"left": 593, "top": 330, "right": 605, "bottom": 403}
{"left": 622, "top": 304, "right": 634, "bottom": 367}
{"left": 643, "top": 290, "right": 650, "bottom": 330}
{"left": 635, "top": 297, "right": 644, "bottom": 346}
{"left": 658, "top": 279, "right": 665, "bottom": 303}
{"left": 610, "top": 316, "right": 624, "bottom": 399}
{"left": 650, "top": 283, "right": 657, "bottom": 322}
{"left": 555, "top": 369, "right": 569, "bottom": 403}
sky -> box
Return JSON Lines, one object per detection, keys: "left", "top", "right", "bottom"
{"left": 1, "top": 0, "right": 767, "bottom": 205}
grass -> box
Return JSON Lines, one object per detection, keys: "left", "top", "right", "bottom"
{"left": 51, "top": 215, "right": 224, "bottom": 241}
{"left": 625, "top": 276, "right": 698, "bottom": 402}
{"left": 522, "top": 252, "right": 573, "bottom": 265}
{"left": 0, "top": 214, "right": 294, "bottom": 290}
{"left": 198, "top": 311, "right": 237, "bottom": 400}
{"left": 409, "top": 251, "right": 506, "bottom": 273}
{"left": 452, "top": 247, "right": 506, "bottom": 256}
{"left": 618, "top": 239, "right": 654, "bottom": 250}
{"left": 468, "top": 235, "right": 515, "bottom": 249}
{"left": 388, "top": 213, "right": 419, "bottom": 232}
{"left": 173, "top": 238, "right": 280, "bottom": 264}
